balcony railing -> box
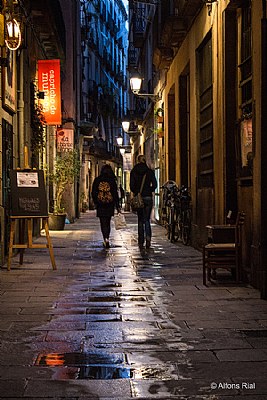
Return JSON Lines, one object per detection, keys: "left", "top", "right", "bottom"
{"left": 128, "top": 43, "right": 139, "bottom": 67}
{"left": 86, "top": 138, "right": 121, "bottom": 161}
{"left": 132, "top": 6, "right": 146, "bottom": 48}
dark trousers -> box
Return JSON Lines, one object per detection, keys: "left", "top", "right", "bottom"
{"left": 99, "top": 216, "right": 111, "bottom": 240}
{"left": 137, "top": 196, "right": 153, "bottom": 245}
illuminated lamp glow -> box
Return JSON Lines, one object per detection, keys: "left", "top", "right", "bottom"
{"left": 5, "top": 19, "right": 21, "bottom": 51}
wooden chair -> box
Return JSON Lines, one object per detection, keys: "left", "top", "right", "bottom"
{"left": 203, "top": 211, "right": 245, "bottom": 285}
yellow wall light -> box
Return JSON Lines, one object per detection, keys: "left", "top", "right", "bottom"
{"left": 5, "top": 18, "right": 21, "bottom": 50}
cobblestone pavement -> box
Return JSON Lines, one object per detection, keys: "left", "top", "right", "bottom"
{"left": 0, "top": 211, "right": 267, "bottom": 399}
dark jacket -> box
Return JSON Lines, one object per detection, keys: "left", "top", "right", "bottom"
{"left": 92, "top": 173, "right": 119, "bottom": 217}
{"left": 130, "top": 162, "right": 157, "bottom": 197}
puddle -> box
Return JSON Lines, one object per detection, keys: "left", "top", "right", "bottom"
{"left": 87, "top": 295, "right": 122, "bottom": 302}
{"left": 86, "top": 307, "right": 119, "bottom": 314}
{"left": 35, "top": 352, "right": 177, "bottom": 380}
{"left": 36, "top": 352, "right": 131, "bottom": 379}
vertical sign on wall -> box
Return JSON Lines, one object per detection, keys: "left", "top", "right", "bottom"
{"left": 2, "top": 49, "right": 17, "bottom": 113}
{"left": 38, "top": 59, "right": 61, "bottom": 125}
{"left": 241, "top": 119, "right": 253, "bottom": 167}
{"left": 57, "top": 128, "right": 74, "bottom": 152}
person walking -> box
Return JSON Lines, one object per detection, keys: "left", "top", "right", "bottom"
{"left": 118, "top": 184, "right": 125, "bottom": 208}
{"left": 130, "top": 155, "right": 157, "bottom": 249}
{"left": 92, "top": 164, "right": 120, "bottom": 248}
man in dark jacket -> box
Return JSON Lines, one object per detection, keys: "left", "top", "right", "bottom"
{"left": 92, "top": 164, "right": 120, "bottom": 248}
{"left": 130, "top": 155, "right": 157, "bottom": 249}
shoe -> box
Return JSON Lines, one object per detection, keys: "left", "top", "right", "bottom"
{"left": 146, "top": 238, "right": 151, "bottom": 249}
{"left": 103, "top": 239, "right": 110, "bottom": 248}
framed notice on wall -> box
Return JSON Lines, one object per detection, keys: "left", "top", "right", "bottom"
{"left": 10, "top": 170, "right": 48, "bottom": 217}
{"left": 2, "top": 49, "right": 17, "bottom": 113}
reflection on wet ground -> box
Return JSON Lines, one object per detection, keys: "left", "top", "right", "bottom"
{"left": 35, "top": 351, "right": 178, "bottom": 380}
{"left": 2, "top": 213, "right": 266, "bottom": 398}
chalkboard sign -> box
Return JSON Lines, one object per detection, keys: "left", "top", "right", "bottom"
{"left": 10, "top": 170, "right": 48, "bottom": 217}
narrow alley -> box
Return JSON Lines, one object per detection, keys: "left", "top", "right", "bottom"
{"left": 0, "top": 211, "right": 267, "bottom": 399}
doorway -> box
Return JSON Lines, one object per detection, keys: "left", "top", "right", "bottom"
{"left": 167, "top": 86, "right": 176, "bottom": 181}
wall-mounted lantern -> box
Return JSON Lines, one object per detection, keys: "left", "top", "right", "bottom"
{"left": 5, "top": 17, "right": 21, "bottom": 50}
{"left": 116, "top": 133, "right": 123, "bottom": 147}
{"left": 130, "top": 74, "right": 161, "bottom": 102}
{"left": 121, "top": 120, "right": 130, "bottom": 133}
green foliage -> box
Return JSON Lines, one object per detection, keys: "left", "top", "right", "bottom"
{"left": 31, "top": 103, "right": 46, "bottom": 156}
{"left": 49, "top": 150, "right": 81, "bottom": 214}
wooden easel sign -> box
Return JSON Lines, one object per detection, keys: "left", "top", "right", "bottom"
{"left": 10, "top": 170, "right": 48, "bottom": 217}
{"left": 8, "top": 168, "right": 56, "bottom": 271}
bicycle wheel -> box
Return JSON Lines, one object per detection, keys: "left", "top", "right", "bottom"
{"left": 167, "top": 207, "right": 173, "bottom": 241}
{"left": 177, "top": 211, "right": 182, "bottom": 240}
{"left": 161, "top": 207, "right": 167, "bottom": 227}
{"left": 171, "top": 208, "right": 180, "bottom": 242}
{"left": 163, "top": 206, "right": 170, "bottom": 239}
{"left": 182, "top": 209, "right": 191, "bottom": 245}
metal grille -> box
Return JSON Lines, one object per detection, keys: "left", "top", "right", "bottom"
{"left": 240, "top": 2, "right": 252, "bottom": 114}
{"left": 198, "top": 35, "right": 213, "bottom": 188}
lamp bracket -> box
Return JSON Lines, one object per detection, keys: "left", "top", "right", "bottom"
{"left": 133, "top": 92, "right": 161, "bottom": 102}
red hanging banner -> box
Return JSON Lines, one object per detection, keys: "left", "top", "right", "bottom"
{"left": 38, "top": 59, "right": 61, "bottom": 125}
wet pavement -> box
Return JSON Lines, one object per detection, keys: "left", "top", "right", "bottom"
{"left": 1, "top": 210, "right": 267, "bottom": 399}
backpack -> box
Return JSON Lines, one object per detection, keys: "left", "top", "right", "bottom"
{"left": 97, "top": 181, "right": 113, "bottom": 204}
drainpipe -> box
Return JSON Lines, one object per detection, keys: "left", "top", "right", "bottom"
{"left": 261, "top": 0, "right": 267, "bottom": 298}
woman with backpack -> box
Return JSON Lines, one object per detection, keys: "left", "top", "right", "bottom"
{"left": 92, "top": 164, "right": 121, "bottom": 248}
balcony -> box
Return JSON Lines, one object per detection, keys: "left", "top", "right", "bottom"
{"left": 153, "top": 46, "right": 174, "bottom": 70}
{"left": 160, "top": 0, "right": 203, "bottom": 48}
{"left": 87, "top": 138, "right": 122, "bottom": 162}
{"left": 29, "top": 0, "right": 66, "bottom": 59}
{"left": 132, "top": 6, "right": 147, "bottom": 48}
{"left": 128, "top": 43, "right": 139, "bottom": 69}
{"left": 151, "top": 0, "right": 203, "bottom": 71}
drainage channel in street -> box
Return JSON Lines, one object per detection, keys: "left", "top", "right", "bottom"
{"left": 35, "top": 352, "right": 178, "bottom": 380}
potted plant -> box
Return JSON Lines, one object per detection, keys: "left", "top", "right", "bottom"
{"left": 48, "top": 149, "right": 80, "bottom": 230}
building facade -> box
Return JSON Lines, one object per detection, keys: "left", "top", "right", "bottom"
{"left": 0, "top": 0, "right": 81, "bottom": 264}
{"left": 128, "top": 0, "right": 267, "bottom": 297}
{"left": 79, "top": 0, "right": 128, "bottom": 209}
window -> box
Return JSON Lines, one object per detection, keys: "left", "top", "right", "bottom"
{"left": 239, "top": 1, "right": 252, "bottom": 115}
{"left": 238, "top": 0, "right": 253, "bottom": 178}
{"left": 197, "top": 34, "right": 213, "bottom": 188}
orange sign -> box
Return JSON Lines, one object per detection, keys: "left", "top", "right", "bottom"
{"left": 38, "top": 59, "right": 61, "bottom": 125}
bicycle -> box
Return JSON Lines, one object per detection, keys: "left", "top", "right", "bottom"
{"left": 161, "top": 181, "right": 180, "bottom": 243}
{"left": 161, "top": 182, "right": 192, "bottom": 245}
{"left": 177, "top": 186, "right": 192, "bottom": 245}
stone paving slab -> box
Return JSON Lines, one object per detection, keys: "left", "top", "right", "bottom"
{"left": 1, "top": 211, "right": 267, "bottom": 399}
{"left": 23, "top": 379, "right": 132, "bottom": 398}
